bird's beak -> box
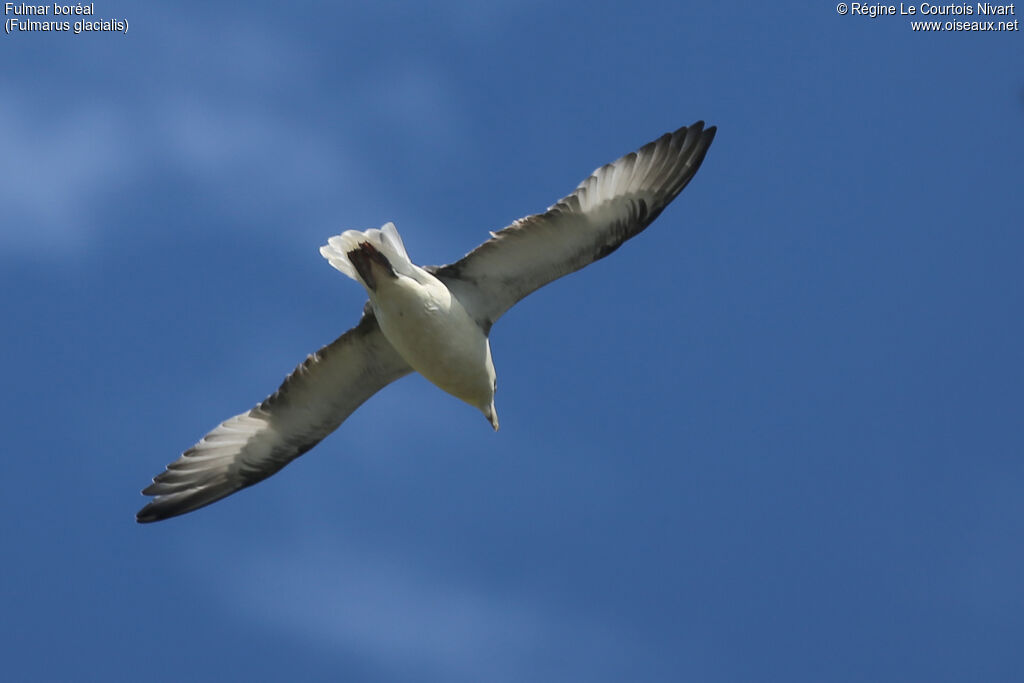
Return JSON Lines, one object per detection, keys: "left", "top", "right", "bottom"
{"left": 485, "top": 401, "right": 499, "bottom": 431}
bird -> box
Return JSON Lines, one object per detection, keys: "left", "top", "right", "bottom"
{"left": 137, "top": 122, "right": 717, "bottom": 523}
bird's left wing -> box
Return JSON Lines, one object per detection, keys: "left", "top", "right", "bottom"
{"left": 137, "top": 309, "right": 411, "bottom": 523}
{"left": 429, "top": 122, "right": 716, "bottom": 329}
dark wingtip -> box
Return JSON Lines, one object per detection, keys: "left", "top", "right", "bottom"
{"left": 681, "top": 120, "right": 716, "bottom": 142}
{"left": 136, "top": 485, "right": 232, "bottom": 524}
{"left": 136, "top": 504, "right": 160, "bottom": 524}
{"left": 135, "top": 496, "right": 212, "bottom": 524}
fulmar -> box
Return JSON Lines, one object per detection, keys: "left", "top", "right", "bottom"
{"left": 137, "top": 122, "right": 717, "bottom": 522}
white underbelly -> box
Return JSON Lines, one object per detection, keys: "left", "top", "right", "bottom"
{"left": 371, "top": 277, "right": 494, "bottom": 406}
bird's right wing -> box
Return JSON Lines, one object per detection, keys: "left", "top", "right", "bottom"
{"left": 430, "top": 123, "right": 715, "bottom": 329}
{"left": 137, "top": 310, "right": 411, "bottom": 523}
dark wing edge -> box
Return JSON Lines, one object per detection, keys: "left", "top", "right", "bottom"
{"left": 429, "top": 122, "right": 716, "bottom": 328}
{"left": 136, "top": 310, "right": 411, "bottom": 523}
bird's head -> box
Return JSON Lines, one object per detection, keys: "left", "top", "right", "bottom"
{"left": 483, "top": 399, "right": 499, "bottom": 431}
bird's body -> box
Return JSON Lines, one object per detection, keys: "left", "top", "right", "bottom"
{"left": 321, "top": 223, "right": 499, "bottom": 427}
{"left": 138, "top": 122, "right": 716, "bottom": 523}
{"left": 373, "top": 266, "right": 496, "bottom": 418}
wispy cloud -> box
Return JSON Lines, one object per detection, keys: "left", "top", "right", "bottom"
{"left": 0, "top": 95, "right": 133, "bottom": 252}
{"left": 0, "top": 3, "right": 516, "bottom": 258}
{"left": 0, "top": 11, "right": 372, "bottom": 256}
{"left": 0, "top": 85, "right": 358, "bottom": 256}
{"left": 200, "top": 538, "right": 633, "bottom": 682}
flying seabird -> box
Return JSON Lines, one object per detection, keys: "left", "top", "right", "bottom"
{"left": 137, "top": 122, "right": 717, "bottom": 523}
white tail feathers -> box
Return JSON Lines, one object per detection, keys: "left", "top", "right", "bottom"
{"left": 319, "top": 222, "right": 415, "bottom": 286}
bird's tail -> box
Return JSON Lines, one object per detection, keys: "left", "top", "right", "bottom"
{"left": 319, "top": 222, "right": 416, "bottom": 288}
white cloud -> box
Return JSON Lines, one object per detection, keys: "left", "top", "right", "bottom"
{"left": 201, "top": 539, "right": 632, "bottom": 682}
{"left": 0, "top": 4, "right": 501, "bottom": 258}
{"left": 0, "top": 85, "right": 364, "bottom": 255}
{"left": 0, "top": 95, "right": 133, "bottom": 252}
{"left": 0, "top": 11, "right": 354, "bottom": 256}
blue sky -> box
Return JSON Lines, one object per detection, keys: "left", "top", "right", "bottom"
{"left": 2, "top": 2, "right": 1022, "bottom": 681}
